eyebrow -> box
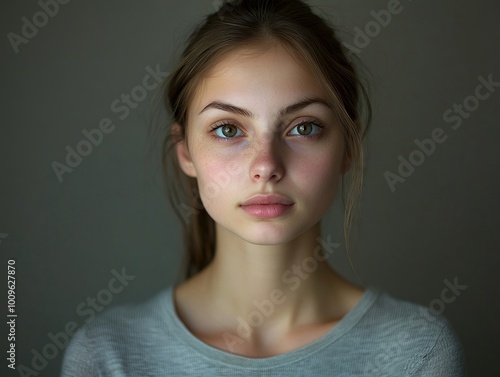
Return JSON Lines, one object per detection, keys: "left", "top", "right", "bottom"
{"left": 198, "top": 97, "right": 333, "bottom": 118}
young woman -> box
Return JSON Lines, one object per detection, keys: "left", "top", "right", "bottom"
{"left": 61, "top": 0, "right": 466, "bottom": 375}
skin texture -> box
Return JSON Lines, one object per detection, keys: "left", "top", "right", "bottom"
{"left": 173, "top": 42, "right": 364, "bottom": 358}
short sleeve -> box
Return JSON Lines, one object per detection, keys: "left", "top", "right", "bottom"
{"left": 409, "top": 318, "right": 467, "bottom": 377}
{"left": 60, "top": 326, "right": 100, "bottom": 377}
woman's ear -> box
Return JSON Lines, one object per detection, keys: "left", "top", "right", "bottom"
{"left": 172, "top": 123, "right": 197, "bottom": 177}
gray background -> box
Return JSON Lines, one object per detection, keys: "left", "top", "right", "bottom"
{"left": 1, "top": 0, "right": 499, "bottom": 375}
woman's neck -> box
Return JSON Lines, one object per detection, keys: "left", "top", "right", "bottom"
{"left": 173, "top": 222, "right": 365, "bottom": 356}
{"left": 187, "top": 223, "right": 354, "bottom": 329}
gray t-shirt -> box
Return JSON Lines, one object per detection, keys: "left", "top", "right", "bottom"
{"left": 60, "top": 285, "right": 466, "bottom": 376}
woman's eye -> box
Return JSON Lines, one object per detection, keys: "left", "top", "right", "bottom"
{"left": 214, "top": 124, "right": 242, "bottom": 138}
{"left": 289, "top": 122, "right": 322, "bottom": 136}
{"left": 210, "top": 121, "right": 323, "bottom": 140}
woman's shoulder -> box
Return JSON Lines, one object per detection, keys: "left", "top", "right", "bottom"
{"left": 60, "top": 287, "right": 173, "bottom": 376}
{"left": 87, "top": 287, "right": 169, "bottom": 330}
{"left": 364, "top": 286, "right": 456, "bottom": 336}
{"left": 355, "top": 286, "right": 466, "bottom": 375}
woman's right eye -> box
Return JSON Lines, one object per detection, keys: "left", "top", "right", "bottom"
{"left": 211, "top": 123, "right": 243, "bottom": 139}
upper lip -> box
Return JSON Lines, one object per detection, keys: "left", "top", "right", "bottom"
{"left": 240, "top": 194, "right": 294, "bottom": 206}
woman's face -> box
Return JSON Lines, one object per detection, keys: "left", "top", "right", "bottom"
{"left": 176, "top": 43, "right": 348, "bottom": 245}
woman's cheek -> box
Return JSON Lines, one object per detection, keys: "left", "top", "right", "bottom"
{"left": 197, "top": 157, "right": 242, "bottom": 204}
{"left": 297, "top": 151, "right": 342, "bottom": 208}
{"left": 294, "top": 149, "right": 339, "bottom": 183}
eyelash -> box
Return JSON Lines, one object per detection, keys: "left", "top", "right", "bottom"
{"left": 208, "top": 120, "right": 325, "bottom": 142}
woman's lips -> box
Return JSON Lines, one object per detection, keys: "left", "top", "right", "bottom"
{"left": 240, "top": 194, "right": 293, "bottom": 206}
{"left": 240, "top": 203, "right": 293, "bottom": 218}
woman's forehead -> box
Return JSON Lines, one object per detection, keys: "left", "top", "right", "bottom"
{"left": 189, "top": 45, "right": 328, "bottom": 114}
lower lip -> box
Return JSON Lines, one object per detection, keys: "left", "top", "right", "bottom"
{"left": 240, "top": 204, "right": 293, "bottom": 219}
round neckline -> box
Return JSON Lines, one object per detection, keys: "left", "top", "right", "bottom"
{"left": 160, "top": 285, "right": 380, "bottom": 369}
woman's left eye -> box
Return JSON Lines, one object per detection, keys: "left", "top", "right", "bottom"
{"left": 288, "top": 121, "right": 324, "bottom": 137}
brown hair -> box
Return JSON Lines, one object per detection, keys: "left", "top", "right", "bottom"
{"left": 158, "top": 0, "right": 372, "bottom": 285}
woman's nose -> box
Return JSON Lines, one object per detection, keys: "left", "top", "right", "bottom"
{"left": 249, "top": 138, "right": 285, "bottom": 183}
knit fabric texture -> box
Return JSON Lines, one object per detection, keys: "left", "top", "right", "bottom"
{"left": 60, "top": 285, "right": 466, "bottom": 376}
